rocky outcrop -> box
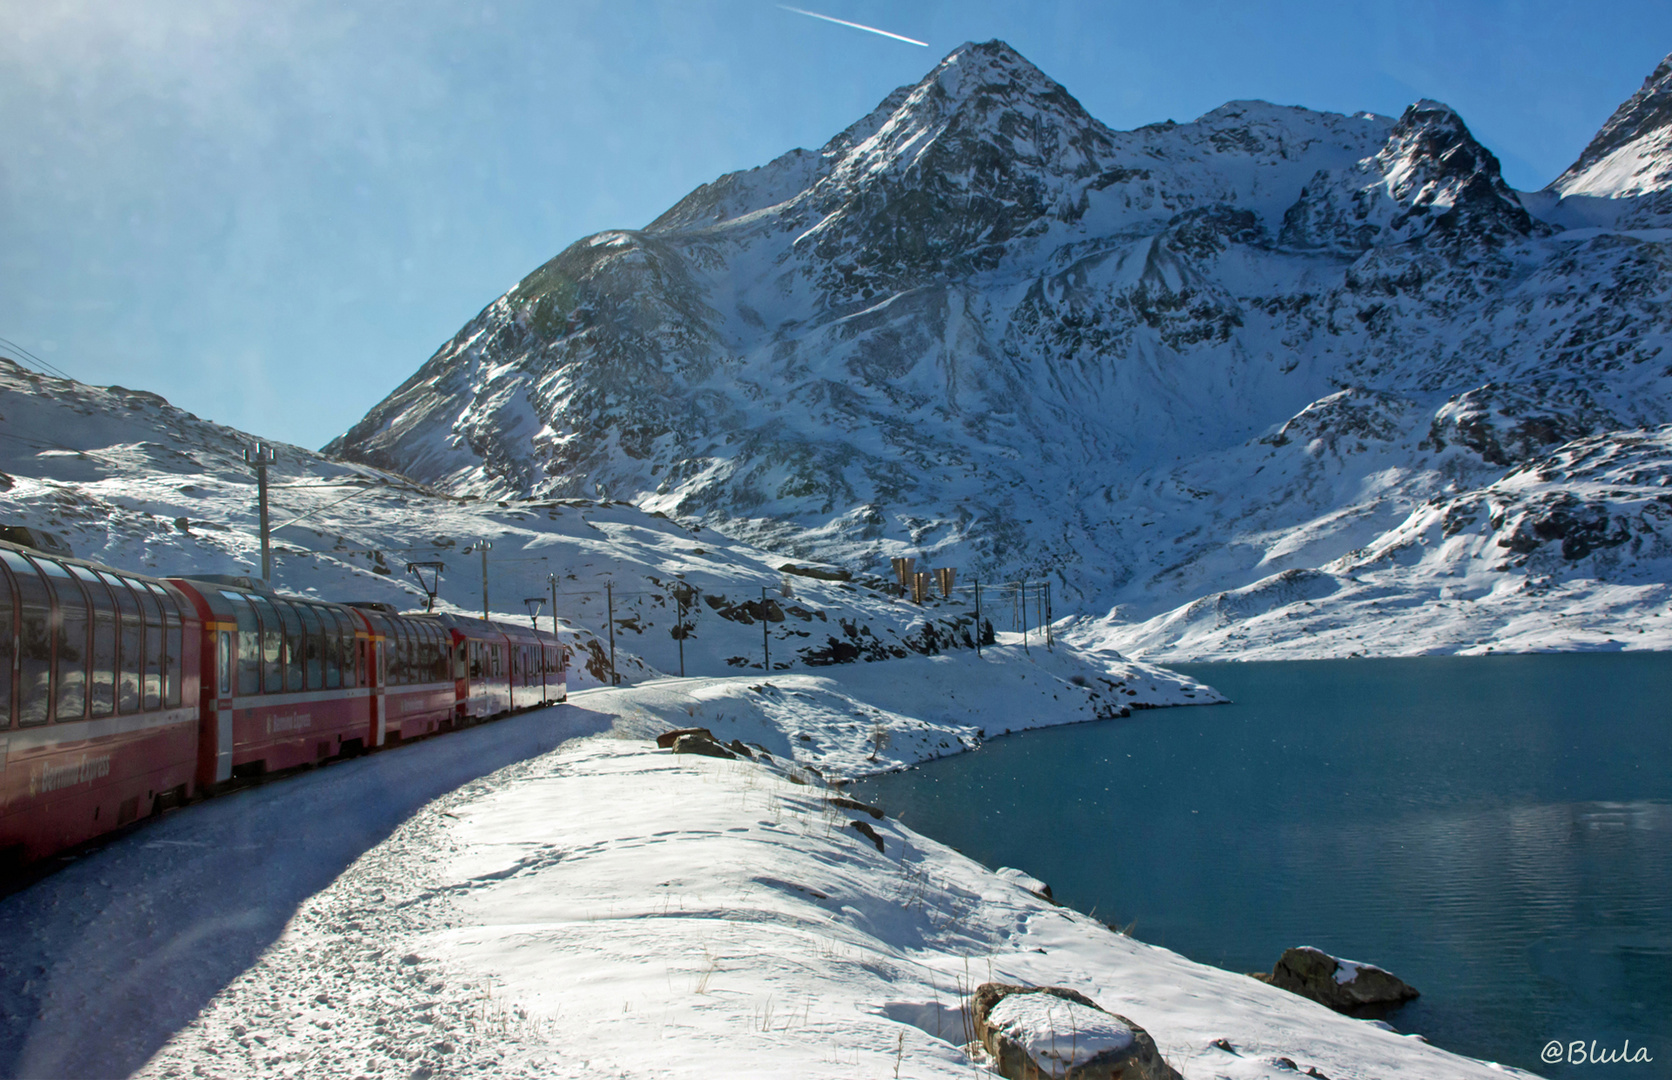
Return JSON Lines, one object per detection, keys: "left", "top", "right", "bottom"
{"left": 1280, "top": 100, "right": 1533, "bottom": 251}
{"left": 972, "top": 983, "right": 1180, "bottom": 1080}
{"left": 665, "top": 731, "right": 736, "bottom": 759}
{"left": 1251, "top": 947, "right": 1419, "bottom": 1013}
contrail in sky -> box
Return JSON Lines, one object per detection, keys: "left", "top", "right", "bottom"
{"left": 777, "top": 5, "right": 929, "bottom": 47}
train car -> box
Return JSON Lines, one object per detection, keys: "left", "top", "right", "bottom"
{"left": 3, "top": 528, "right": 574, "bottom": 871}
{"left": 426, "top": 613, "right": 566, "bottom": 723}
{"left": 502, "top": 619, "right": 566, "bottom": 712}
{"left": 169, "top": 579, "right": 381, "bottom": 785}
{"left": 347, "top": 605, "right": 456, "bottom": 743}
{"left": 0, "top": 540, "right": 202, "bottom": 866}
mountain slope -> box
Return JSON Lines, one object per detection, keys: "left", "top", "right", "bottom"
{"left": 327, "top": 41, "right": 1672, "bottom": 656}
{"left": 5, "top": 358, "right": 1170, "bottom": 686}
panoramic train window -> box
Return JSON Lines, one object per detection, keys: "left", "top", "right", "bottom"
{"left": 32, "top": 563, "right": 83, "bottom": 722}
{"left": 70, "top": 565, "right": 117, "bottom": 718}
{"left": 101, "top": 570, "right": 143, "bottom": 713}
{"left": 221, "top": 591, "right": 262, "bottom": 695}
{"left": 1, "top": 551, "right": 52, "bottom": 727}
{"left": 274, "top": 600, "right": 305, "bottom": 692}
{"left": 322, "top": 608, "right": 345, "bottom": 689}
{"left": 393, "top": 621, "right": 410, "bottom": 685}
{"left": 0, "top": 561, "right": 14, "bottom": 726}
{"left": 297, "top": 604, "right": 325, "bottom": 690}
{"left": 36, "top": 560, "right": 89, "bottom": 722}
{"left": 249, "top": 594, "right": 284, "bottom": 693}
{"left": 432, "top": 627, "right": 449, "bottom": 681}
{"left": 137, "top": 582, "right": 164, "bottom": 711}
{"left": 149, "top": 584, "right": 183, "bottom": 708}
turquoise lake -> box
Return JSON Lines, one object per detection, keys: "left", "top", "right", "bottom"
{"left": 851, "top": 654, "right": 1671, "bottom": 1077}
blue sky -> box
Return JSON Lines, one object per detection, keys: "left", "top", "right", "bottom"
{"left": 3, "top": 0, "right": 1669, "bottom": 450}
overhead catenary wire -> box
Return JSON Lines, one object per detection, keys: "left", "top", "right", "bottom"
{"left": 0, "top": 335, "right": 77, "bottom": 383}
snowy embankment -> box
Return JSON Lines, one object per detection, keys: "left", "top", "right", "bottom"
{"left": 0, "top": 643, "right": 1537, "bottom": 1080}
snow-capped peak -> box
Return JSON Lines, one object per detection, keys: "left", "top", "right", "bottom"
{"left": 1280, "top": 97, "right": 1530, "bottom": 250}
{"left": 1550, "top": 51, "right": 1672, "bottom": 198}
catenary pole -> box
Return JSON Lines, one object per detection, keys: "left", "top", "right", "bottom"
{"left": 606, "top": 579, "right": 617, "bottom": 686}
{"left": 245, "top": 444, "right": 275, "bottom": 582}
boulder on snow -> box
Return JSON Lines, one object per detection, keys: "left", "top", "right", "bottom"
{"left": 995, "top": 867, "right": 1059, "bottom": 905}
{"left": 670, "top": 733, "right": 736, "bottom": 759}
{"left": 972, "top": 983, "right": 1181, "bottom": 1080}
{"left": 655, "top": 727, "right": 714, "bottom": 749}
{"left": 1251, "top": 946, "right": 1419, "bottom": 1013}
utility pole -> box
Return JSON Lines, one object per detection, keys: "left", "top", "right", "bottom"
{"left": 670, "top": 583, "right": 691, "bottom": 678}
{"left": 244, "top": 443, "right": 275, "bottom": 582}
{"left": 974, "top": 577, "right": 982, "bottom": 657}
{"left": 524, "top": 597, "right": 547, "bottom": 703}
{"left": 549, "top": 573, "right": 561, "bottom": 701}
{"left": 464, "top": 541, "right": 492, "bottom": 620}
{"left": 1018, "top": 582, "right": 1029, "bottom": 654}
{"left": 605, "top": 579, "right": 617, "bottom": 686}
{"left": 761, "top": 586, "right": 770, "bottom": 674}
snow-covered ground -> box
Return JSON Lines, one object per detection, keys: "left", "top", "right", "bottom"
{"left": 1, "top": 646, "right": 1537, "bottom": 1080}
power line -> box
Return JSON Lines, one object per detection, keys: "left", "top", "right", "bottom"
{"left": 0, "top": 335, "right": 76, "bottom": 383}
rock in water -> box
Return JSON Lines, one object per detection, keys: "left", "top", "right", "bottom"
{"left": 972, "top": 983, "right": 1180, "bottom": 1080}
{"left": 1253, "top": 946, "right": 1419, "bottom": 1012}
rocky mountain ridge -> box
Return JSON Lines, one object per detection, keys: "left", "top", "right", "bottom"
{"left": 326, "top": 41, "right": 1672, "bottom": 656}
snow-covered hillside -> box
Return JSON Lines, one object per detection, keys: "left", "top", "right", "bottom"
{"left": 0, "top": 357, "right": 1071, "bottom": 682}
{"left": 324, "top": 40, "right": 1672, "bottom": 658}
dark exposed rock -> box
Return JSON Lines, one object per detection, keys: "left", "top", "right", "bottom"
{"left": 829, "top": 796, "right": 884, "bottom": 819}
{"left": 670, "top": 733, "right": 736, "bottom": 760}
{"left": 655, "top": 727, "right": 714, "bottom": 750}
{"left": 1251, "top": 946, "right": 1419, "bottom": 1013}
{"left": 849, "top": 820, "right": 885, "bottom": 853}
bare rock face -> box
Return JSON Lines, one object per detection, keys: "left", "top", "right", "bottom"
{"left": 1251, "top": 946, "right": 1419, "bottom": 1013}
{"left": 655, "top": 727, "right": 714, "bottom": 749}
{"left": 971, "top": 983, "right": 1180, "bottom": 1080}
{"left": 669, "top": 732, "right": 736, "bottom": 760}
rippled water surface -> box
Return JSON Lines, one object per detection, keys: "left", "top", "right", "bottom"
{"left": 852, "top": 654, "right": 1672, "bottom": 1077}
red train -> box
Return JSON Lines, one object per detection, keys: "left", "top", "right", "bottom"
{"left": 0, "top": 534, "right": 566, "bottom": 869}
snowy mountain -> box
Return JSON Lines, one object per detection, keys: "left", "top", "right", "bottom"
{"left": 1, "top": 358, "right": 1184, "bottom": 700}
{"left": 1546, "top": 52, "right": 1672, "bottom": 226}
{"left": 316, "top": 41, "right": 1672, "bottom": 657}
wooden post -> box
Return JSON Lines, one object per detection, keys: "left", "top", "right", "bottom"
{"left": 761, "top": 586, "right": 770, "bottom": 673}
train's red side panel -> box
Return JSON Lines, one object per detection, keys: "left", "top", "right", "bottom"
{"left": 170, "top": 581, "right": 383, "bottom": 784}
{"left": 3, "top": 535, "right": 571, "bottom": 870}
{"left": 1, "top": 545, "right": 201, "bottom": 863}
